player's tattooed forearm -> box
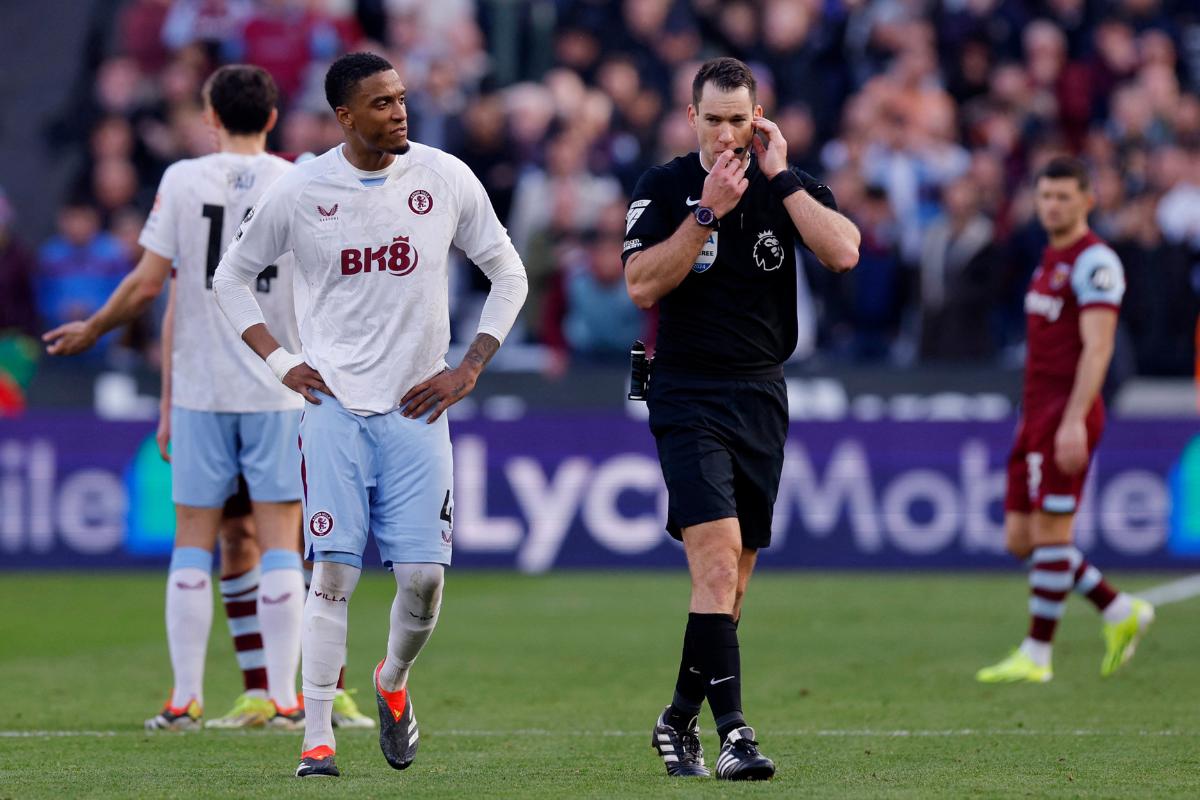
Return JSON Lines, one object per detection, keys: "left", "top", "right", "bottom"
{"left": 463, "top": 333, "right": 500, "bottom": 371}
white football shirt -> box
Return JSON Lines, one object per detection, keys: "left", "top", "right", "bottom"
{"left": 140, "top": 152, "right": 303, "bottom": 412}
{"left": 216, "top": 143, "right": 520, "bottom": 416}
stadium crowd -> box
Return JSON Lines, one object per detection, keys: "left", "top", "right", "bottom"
{"left": 2, "top": 0, "right": 1199, "bottom": 379}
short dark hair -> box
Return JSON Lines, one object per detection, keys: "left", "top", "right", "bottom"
{"left": 692, "top": 57, "right": 757, "bottom": 108}
{"left": 204, "top": 65, "right": 278, "bottom": 135}
{"left": 325, "top": 52, "right": 394, "bottom": 110}
{"left": 1037, "top": 156, "right": 1091, "bottom": 191}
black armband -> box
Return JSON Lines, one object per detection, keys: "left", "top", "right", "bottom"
{"left": 769, "top": 170, "right": 803, "bottom": 200}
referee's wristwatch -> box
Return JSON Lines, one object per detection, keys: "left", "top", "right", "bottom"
{"left": 694, "top": 205, "right": 718, "bottom": 228}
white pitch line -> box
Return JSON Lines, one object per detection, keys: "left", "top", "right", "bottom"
{"left": 5, "top": 578, "right": 1196, "bottom": 743}
{"left": 2, "top": 729, "right": 1196, "bottom": 739}
{"left": 440, "top": 729, "right": 1197, "bottom": 738}
{"left": 0, "top": 731, "right": 118, "bottom": 738}
{"left": 1134, "top": 573, "right": 1200, "bottom": 607}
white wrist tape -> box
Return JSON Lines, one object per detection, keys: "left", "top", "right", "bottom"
{"left": 265, "top": 348, "right": 305, "bottom": 382}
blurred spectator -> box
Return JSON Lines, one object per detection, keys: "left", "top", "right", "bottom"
{"left": 36, "top": 200, "right": 132, "bottom": 354}
{"left": 0, "top": 189, "right": 38, "bottom": 337}
{"left": 162, "top": 0, "right": 255, "bottom": 53}
{"left": 1115, "top": 191, "right": 1198, "bottom": 376}
{"left": 118, "top": 0, "right": 173, "bottom": 73}
{"left": 35, "top": 0, "right": 1200, "bottom": 378}
{"left": 1156, "top": 145, "right": 1200, "bottom": 249}
{"left": 92, "top": 158, "right": 145, "bottom": 219}
{"left": 452, "top": 93, "right": 517, "bottom": 230}
{"left": 540, "top": 200, "right": 645, "bottom": 377}
{"left": 841, "top": 184, "right": 906, "bottom": 362}
{"left": 508, "top": 130, "right": 622, "bottom": 303}
{"left": 918, "top": 177, "right": 1002, "bottom": 362}
{"left": 407, "top": 57, "right": 466, "bottom": 151}
{"left": 234, "top": 0, "right": 354, "bottom": 101}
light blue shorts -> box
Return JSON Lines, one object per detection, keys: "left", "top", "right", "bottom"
{"left": 299, "top": 393, "right": 453, "bottom": 569}
{"left": 171, "top": 407, "right": 302, "bottom": 507}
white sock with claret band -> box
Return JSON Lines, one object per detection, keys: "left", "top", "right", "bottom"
{"left": 166, "top": 547, "right": 214, "bottom": 709}
{"left": 259, "top": 549, "right": 304, "bottom": 710}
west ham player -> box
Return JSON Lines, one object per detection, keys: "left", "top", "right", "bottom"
{"left": 44, "top": 65, "right": 309, "bottom": 728}
{"left": 212, "top": 52, "right": 527, "bottom": 778}
{"left": 977, "top": 157, "right": 1154, "bottom": 684}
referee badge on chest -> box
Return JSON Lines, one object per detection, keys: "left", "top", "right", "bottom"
{"left": 692, "top": 231, "right": 718, "bottom": 273}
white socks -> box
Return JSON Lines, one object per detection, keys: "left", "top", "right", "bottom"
{"left": 166, "top": 547, "right": 214, "bottom": 708}
{"left": 259, "top": 549, "right": 304, "bottom": 709}
{"left": 302, "top": 561, "right": 360, "bottom": 752}
{"left": 1102, "top": 592, "right": 1134, "bottom": 625}
{"left": 1019, "top": 637, "right": 1052, "bottom": 668}
{"left": 378, "top": 564, "right": 444, "bottom": 693}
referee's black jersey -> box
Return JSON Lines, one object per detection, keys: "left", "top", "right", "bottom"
{"left": 621, "top": 152, "right": 837, "bottom": 379}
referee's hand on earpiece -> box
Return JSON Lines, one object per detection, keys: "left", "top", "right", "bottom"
{"left": 701, "top": 149, "right": 749, "bottom": 219}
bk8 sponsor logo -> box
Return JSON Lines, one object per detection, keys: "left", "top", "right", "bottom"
{"left": 341, "top": 235, "right": 419, "bottom": 276}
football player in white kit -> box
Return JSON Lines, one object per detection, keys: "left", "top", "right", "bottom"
{"left": 44, "top": 65, "right": 308, "bottom": 731}
{"left": 212, "top": 53, "right": 528, "bottom": 778}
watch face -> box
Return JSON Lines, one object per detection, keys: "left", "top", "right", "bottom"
{"left": 696, "top": 207, "right": 715, "bottom": 226}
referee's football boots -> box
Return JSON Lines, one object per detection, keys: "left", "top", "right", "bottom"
{"left": 715, "top": 726, "right": 775, "bottom": 781}
{"left": 651, "top": 707, "right": 709, "bottom": 777}
{"left": 374, "top": 661, "right": 419, "bottom": 770}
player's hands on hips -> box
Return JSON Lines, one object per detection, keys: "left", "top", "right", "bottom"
{"left": 401, "top": 365, "right": 477, "bottom": 423}
{"left": 284, "top": 363, "right": 333, "bottom": 405}
{"left": 1054, "top": 418, "right": 1088, "bottom": 475}
{"left": 701, "top": 149, "right": 749, "bottom": 219}
{"left": 751, "top": 116, "right": 788, "bottom": 179}
{"left": 42, "top": 320, "right": 99, "bottom": 356}
{"left": 156, "top": 408, "right": 171, "bottom": 463}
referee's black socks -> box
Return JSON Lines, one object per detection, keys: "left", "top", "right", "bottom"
{"left": 668, "top": 612, "right": 745, "bottom": 740}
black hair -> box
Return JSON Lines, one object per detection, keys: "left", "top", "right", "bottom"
{"left": 325, "top": 52, "right": 395, "bottom": 110}
{"left": 204, "top": 65, "right": 278, "bottom": 135}
{"left": 692, "top": 57, "right": 757, "bottom": 108}
{"left": 1037, "top": 156, "right": 1091, "bottom": 191}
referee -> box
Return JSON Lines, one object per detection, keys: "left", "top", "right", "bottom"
{"left": 624, "top": 57, "right": 860, "bottom": 781}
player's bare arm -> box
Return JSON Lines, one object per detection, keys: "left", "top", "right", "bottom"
{"left": 1054, "top": 307, "right": 1117, "bottom": 475}
{"left": 401, "top": 333, "right": 499, "bottom": 423}
{"left": 156, "top": 279, "right": 176, "bottom": 462}
{"left": 43, "top": 249, "right": 173, "bottom": 355}
{"left": 625, "top": 149, "right": 747, "bottom": 309}
{"left": 751, "top": 116, "right": 860, "bottom": 273}
{"left": 239, "top": 321, "right": 332, "bottom": 405}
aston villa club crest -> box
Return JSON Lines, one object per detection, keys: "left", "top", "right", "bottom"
{"left": 408, "top": 189, "right": 433, "bottom": 215}
{"left": 310, "top": 511, "right": 334, "bottom": 536}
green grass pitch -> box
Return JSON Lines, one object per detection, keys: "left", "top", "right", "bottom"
{"left": 2, "top": 571, "right": 1198, "bottom": 798}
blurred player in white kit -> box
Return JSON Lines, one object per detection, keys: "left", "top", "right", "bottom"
{"left": 43, "top": 65, "right": 310, "bottom": 730}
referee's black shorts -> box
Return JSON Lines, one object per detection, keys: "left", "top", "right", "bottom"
{"left": 646, "top": 370, "right": 788, "bottom": 549}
